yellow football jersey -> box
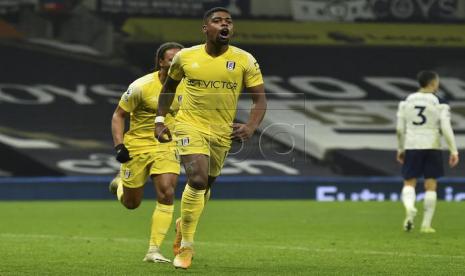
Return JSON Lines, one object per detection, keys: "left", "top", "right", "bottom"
{"left": 168, "top": 44, "right": 263, "bottom": 141}
{"left": 119, "top": 71, "right": 184, "bottom": 155}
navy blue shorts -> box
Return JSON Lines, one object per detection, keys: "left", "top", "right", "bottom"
{"left": 402, "top": 150, "right": 444, "bottom": 179}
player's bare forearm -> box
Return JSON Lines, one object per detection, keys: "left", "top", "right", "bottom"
{"left": 231, "top": 84, "right": 266, "bottom": 141}
{"left": 246, "top": 84, "right": 267, "bottom": 130}
{"left": 111, "top": 106, "right": 128, "bottom": 146}
{"left": 157, "top": 76, "right": 180, "bottom": 116}
{"left": 396, "top": 131, "right": 405, "bottom": 153}
{"left": 441, "top": 119, "right": 458, "bottom": 155}
{"left": 439, "top": 106, "right": 458, "bottom": 155}
{"left": 396, "top": 115, "right": 406, "bottom": 153}
{"left": 154, "top": 76, "right": 179, "bottom": 143}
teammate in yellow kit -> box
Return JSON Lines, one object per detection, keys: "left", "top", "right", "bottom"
{"left": 110, "top": 42, "right": 184, "bottom": 263}
{"left": 154, "top": 7, "right": 267, "bottom": 269}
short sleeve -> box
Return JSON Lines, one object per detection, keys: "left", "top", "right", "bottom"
{"left": 168, "top": 51, "right": 184, "bottom": 81}
{"left": 119, "top": 85, "right": 142, "bottom": 112}
{"left": 244, "top": 53, "right": 263, "bottom": 88}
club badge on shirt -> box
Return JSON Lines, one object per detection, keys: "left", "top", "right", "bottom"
{"left": 180, "top": 137, "right": 190, "bottom": 146}
{"left": 226, "top": 61, "right": 235, "bottom": 71}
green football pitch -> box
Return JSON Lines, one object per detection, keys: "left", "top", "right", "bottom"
{"left": 1, "top": 200, "right": 464, "bottom": 275}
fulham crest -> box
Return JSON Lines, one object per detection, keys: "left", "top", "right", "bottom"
{"left": 226, "top": 61, "right": 235, "bottom": 71}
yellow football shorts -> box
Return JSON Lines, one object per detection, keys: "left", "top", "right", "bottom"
{"left": 119, "top": 147, "right": 180, "bottom": 188}
{"left": 174, "top": 124, "right": 230, "bottom": 177}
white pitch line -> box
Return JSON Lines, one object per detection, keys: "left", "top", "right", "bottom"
{"left": 1, "top": 233, "right": 464, "bottom": 260}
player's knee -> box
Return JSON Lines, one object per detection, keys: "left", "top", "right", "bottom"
{"left": 424, "top": 179, "right": 437, "bottom": 191}
{"left": 404, "top": 178, "right": 416, "bottom": 187}
{"left": 157, "top": 187, "right": 175, "bottom": 204}
{"left": 188, "top": 175, "right": 208, "bottom": 190}
{"left": 122, "top": 198, "right": 141, "bottom": 210}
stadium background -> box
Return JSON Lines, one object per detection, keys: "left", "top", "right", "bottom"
{"left": 1, "top": 0, "right": 465, "bottom": 201}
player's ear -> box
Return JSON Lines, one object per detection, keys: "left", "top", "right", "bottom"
{"left": 202, "top": 24, "right": 207, "bottom": 34}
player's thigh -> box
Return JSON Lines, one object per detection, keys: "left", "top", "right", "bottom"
{"left": 122, "top": 186, "right": 144, "bottom": 209}
{"left": 149, "top": 145, "right": 180, "bottom": 177}
{"left": 149, "top": 147, "right": 180, "bottom": 204}
{"left": 175, "top": 125, "right": 210, "bottom": 187}
{"left": 208, "top": 144, "right": 230, "bottom": 178}
{"left": 402, "top": 150, "right": 426, "bottom": 179}
{"left": 424, "top": 150, "right": 444, "bottom": 179}
{"left": 120, "top": 153, "right": 152, "bottom": 209}
{"left": 120, "top": 152, "right": 152, "bottom": 188}
{"left": 181, "top": 154, "right": 209, "bottom": 189}
{"left": 174, "top": 124, "right": 210, "bottom": 157}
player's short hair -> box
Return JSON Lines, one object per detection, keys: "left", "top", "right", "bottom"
{"left": 155, "top": 42, "right": 184, "bottom": 70}
{"left": 203, "top": 7, "right": 231, "bottom": 23}
{"left": 417, "top": 70, "right": 438, "bottom": 88}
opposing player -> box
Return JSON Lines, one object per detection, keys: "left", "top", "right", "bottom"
{"left": 154, "top": 7, "right": 267, "bottom": 269}
{"left": 396, "top": 70, "right": 459, "bottom": 233}
{"left": 110, "top": 42, "right": 184, "bottom": 262}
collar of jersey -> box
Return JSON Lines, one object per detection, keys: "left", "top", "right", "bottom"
{"left": 202, "top": 44, "right": 231, "bottom": 59}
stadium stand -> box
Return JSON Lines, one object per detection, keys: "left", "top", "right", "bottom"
{"left": 1, "top": 0, "right": 464, "bottom": 199}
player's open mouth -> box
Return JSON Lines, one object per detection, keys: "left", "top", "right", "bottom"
{"left": 219, "top": 28, "right": 229, "bottom": 39}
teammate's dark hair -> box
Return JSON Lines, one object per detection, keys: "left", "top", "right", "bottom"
{"left": 203, "top": 7, "right": 231, "bottom": 23}
{"left": 155, "top": 42, "right": 184, "bottom": 70}
{"left": 417, "top": 70, "right": 438, "bottom": 88}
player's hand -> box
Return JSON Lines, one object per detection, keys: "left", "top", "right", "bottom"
{"left": 396, "top": 151, "right": 405, "bottom": 164}
{"left": 155, "top": 123, "right": 172, "bottom": 143}
{"left": 115, "top": 144, "right": 132, "bottom": 163}
{"left": 449, "top": 153, "right": 459, "bottom": 168}
{"left": 231, "top": 123, "right": 255, "bottom": 142}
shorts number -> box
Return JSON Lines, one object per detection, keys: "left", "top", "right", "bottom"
{"left": 413, "top": 105, "right": 427, "bottom": 125}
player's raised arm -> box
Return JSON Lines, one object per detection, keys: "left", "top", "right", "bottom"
{"left": 396, "top": 101, "right": 406, "bottom": 164}
{"left": 439, "top": 104, "right": 459, "bottom": 167}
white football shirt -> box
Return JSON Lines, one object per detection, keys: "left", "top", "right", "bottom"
{"left": 396, "top": 91, "right": 457, "bottom": 154}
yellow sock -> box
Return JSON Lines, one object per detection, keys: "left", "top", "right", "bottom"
{"left": 149, "top": 203, "right": 174, "bottom": 248}
{"left": 181, "top": 184, "right": 205, "bottom": 243}
{"left": 116, "top": 178, "right": 124, "bottom": 202}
